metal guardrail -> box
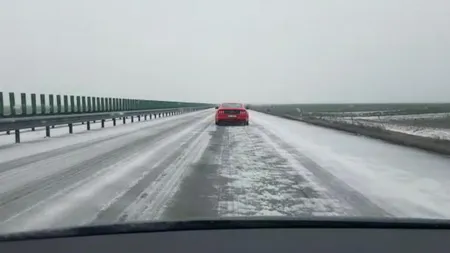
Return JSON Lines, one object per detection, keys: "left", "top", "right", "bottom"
{"left": 1, "top": 106, "right": 211, "bottom": 143}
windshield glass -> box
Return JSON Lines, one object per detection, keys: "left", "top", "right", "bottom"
{"left": 221, "top": 103, "right": 243, "bottom": 108}
{"left": 0, "top": 0, "right": 449, "bottom": 235}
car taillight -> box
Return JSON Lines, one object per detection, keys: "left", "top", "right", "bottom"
{"left": 240, "top": 111, "right": 247, "bottom": 114}
{"left": 218, "top": 110, "right": 224, "bottom": 114}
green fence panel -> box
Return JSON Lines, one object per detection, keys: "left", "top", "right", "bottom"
{"left": 56, "top": 95, "right": 61, "bottom": 113}
{"left": 56, "top": 95, "right": 62, "bottom": 114}
{"left": 9, "top": 92, "right": 16, "bottom": 116}
{"left": 21, "top": 93, "right": 27, "bottom": 115}
{"left": 40, "top": 94, "right": 45, "bottom": 114}
{"left": 70, "top": 96, "right": 75, "bottom": 113}
{"left": 49, "top": 94, "right": 54, "bottom": 114}
{"left": 76, "top": 96, "right": 81, "bottom": 113}
{"left": 96, "top": 97, "right": 100, "bottom": 111}
{"left": 87, "top": 96, "right": 91, "bottom": 112}
{"left": 92, "top": 97, "right": 96, "bottom": 112}
{"left": 82, "top": 96, "right": 86, "bottom": 112}
{"left": 64, "top": 95, "right": 69, "bottom": 113}
{"left": 31, "top": 94, "right": 36, "bottom": 115}
{"left": 0, "top": 92, "right": 4, "bottom": 117}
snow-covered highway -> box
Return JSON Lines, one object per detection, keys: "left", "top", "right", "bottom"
{"left": 1, "top": 109, "right": 450, "bottom": 233}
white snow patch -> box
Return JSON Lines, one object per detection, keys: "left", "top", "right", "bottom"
{"left": 251, "top": 110, "right": 450, "bottom": 219}
{"left": 0, "top": 110, "right": 212, "bottom": 163}
{"left": 0, "top": 115, "right": 213, "bottom": 232}
{"left": 216, "top": 125, "right": 347, "bottom": 217}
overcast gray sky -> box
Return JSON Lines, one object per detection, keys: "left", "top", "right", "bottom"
{"left": 1, "top": 0, "right": 449, "bottom": 103}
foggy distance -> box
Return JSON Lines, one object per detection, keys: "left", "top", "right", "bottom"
{"left": 1, "top": 0, "right": 449, "bottom": 103}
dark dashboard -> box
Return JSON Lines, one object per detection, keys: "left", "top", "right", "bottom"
{"left": 1, "top": 218, "right": 449, "bottom": 253}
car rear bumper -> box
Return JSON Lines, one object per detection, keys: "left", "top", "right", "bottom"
{"left": 216, "top": 114, "right": 248, "bottom": 125}
{"left": 216, "top": 115, "right": 248, "bottom": 122}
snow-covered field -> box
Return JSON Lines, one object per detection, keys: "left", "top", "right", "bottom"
{"left": 1, "top": 109, "right": 450, "bottom": 234}
{"left": 321, "top": 113, "right": 450, "bottom": 140}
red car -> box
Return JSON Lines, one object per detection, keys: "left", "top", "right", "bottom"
{"left": 215, "top": 103, "right": 249, "bottom": 126}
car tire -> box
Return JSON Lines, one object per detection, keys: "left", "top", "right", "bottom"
{"left": 215, "top": 121, "right": 220, "bottom": 126}
{"left": 245, "top": 121, "right": 249, "bottom": 126}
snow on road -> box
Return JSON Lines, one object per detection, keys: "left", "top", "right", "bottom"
{"left": 251, "top": 111, "right": 450, "bottom": 218}
{"left": 1, "top": 109, "right": 450, "bottom": 234}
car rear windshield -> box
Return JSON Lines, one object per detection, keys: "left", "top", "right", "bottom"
{"left": 221, "top": 103, "right": 243, "bottom": 108}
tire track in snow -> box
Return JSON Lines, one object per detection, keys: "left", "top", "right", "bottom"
{"left": 0, "top": 114, "right": 204, "bottom": 173}
{"left": 0, "top": 115, "right": 213, "bottom": 233}
{"left": 92, "top": 121, "right": 213, "bottom": 223}
{"left": 117, "top": 124, "right": 212, "bottom": 221}
{"left": 250, "top": 122, "right": 391, "bottom": 217}
{"left": 0, "top": 114, "right": 210, "bottom": 223}
{"left": 161, "top": 125, "right": 227, "bottom": 220}
{"left": 215, "top": 125, "right": 349, "bottom": 217}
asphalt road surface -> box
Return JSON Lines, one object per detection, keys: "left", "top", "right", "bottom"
{"left": 1, "top": 109, "right": 450, "bottom": 233}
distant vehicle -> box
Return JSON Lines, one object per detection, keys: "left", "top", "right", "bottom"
{"left": 215, "top": 103, "right": 249, "bottom": 126}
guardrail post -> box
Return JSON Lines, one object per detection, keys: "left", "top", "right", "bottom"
{"left": 87, "top": 96, "right": 91, "bottom": 112}
{"left": 131, "top": 115, "right": 134, "bottom": 122}
{"left": 144, "top": 115, "right": 147, "bottom": 120}
{"left": 87, "top": 121, "right": 90, "bottom": 130}
{"left": 113, "top": 118, "right": 116, "bottom": 126}
{"left": 70, "top": 96, "right": 75, "bottom": 113}
{"left": 101, "top": 119, "right": 105, "bottom": 128}
{"left": 69, "top": 123, "right": 73, "bottom": 134}
{"left": 63, "top": 95, "right": 68, "bottom": 113}
{"left": 123, "top": 117, "right": 126, "bottom": 124}
{"left": 76, "top": 96, "right": 81, "bottom": 113}
{"left": 49, "top": 94, "right": 54, "bottom": 114}
{"left": 46, "top": 126, "right": 50, "bottom": 137}
{"left": 92, "top": 97, "right": 96, "bottom": 112}
{"left": 0, "top": 92, "right": 3, "bottom": 117}
{"left": 40, "top": 94, "right": 45, "bottom": 114}
{"left": 82, "top": 96, "right": 86, "bottom": 112}
{"left": 15, "top": 130, "right": 20, "bottom": 143}
{"left": 138, "top": 115, "right": 141, "bottom": 121}
{"left": 21, "top": 93, "right": 27, "bottom": 115}
{"left": 56, "top": 95, "right": 61, "bottom": 113}
{"left": 9, "top": 93, "right": 16, "bottom": 116}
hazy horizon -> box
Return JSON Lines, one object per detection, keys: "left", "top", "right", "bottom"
{"left": 1, "top": 0, "right": 449, "bottom": 104}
